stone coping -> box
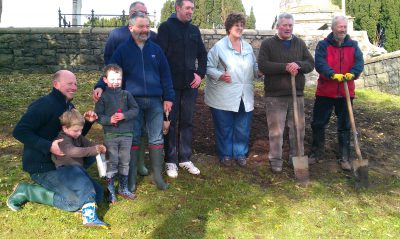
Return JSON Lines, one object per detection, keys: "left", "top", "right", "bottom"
{"left": 365, "top": 50, "right": 400, "bottom": 64}
{"left": 0, "top": 27, "right": 367, "bottom": 37}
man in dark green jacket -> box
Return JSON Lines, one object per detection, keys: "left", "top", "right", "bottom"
{"left": 257, "top": 13, "right": 315, "bottom": 173}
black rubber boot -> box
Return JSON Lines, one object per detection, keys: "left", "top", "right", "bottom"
{"left": 309, "top": 128, "right": 326, "bottom": 163}
{"left": 118, "top": 175, "right": 136, "bottom": 200}
{"left": 149, "top": 147, "right": 169, "bottom": 190}
{"left": 7, "top": 183, "right": 54, "bottom": 211}
{"left": 338, "top": 131, "right": 352, "bottom": 170}
{"left": 128, "top": 149, "right": 138, "bottom": 192}
{"left": 137, "top": 136, "right": 149, "bottom": 176}
{"left": 105, "top": 177, "right": 117, "bottom": 204}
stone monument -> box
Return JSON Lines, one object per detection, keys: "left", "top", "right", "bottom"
{"left": 72, "top": 0, "right": 82, "bottom": 26}
{"left": 274, "top": 0, "right": 353, "bottom": 31}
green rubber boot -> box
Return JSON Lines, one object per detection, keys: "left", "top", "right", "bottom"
{"left": 7, "top": 182, "right": 54, "bottom": 211}
{"left": 149, "top": 147, "right": 169, "bottom": 190}
{"left": 128, "top": 149, "right": 138, "bottom": 192}
{"left": 137, "top": 136, "right": 149, "bottom": 176}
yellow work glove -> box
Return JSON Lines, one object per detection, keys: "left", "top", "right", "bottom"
{"left": 331, "top": 73, "right": 345, "bottom": 82}
{"left": 344, "top": 73, "right": 355, "bottom": 81}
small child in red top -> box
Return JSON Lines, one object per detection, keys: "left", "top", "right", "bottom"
{"left": 94, "top": 64, "right": 139, "bottom": 203}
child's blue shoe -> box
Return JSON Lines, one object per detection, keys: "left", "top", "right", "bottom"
{"left": 118, "top": 175, "right": 136, "bottom": 200}
{"left": 81, "top": 202, "right": 109, "bottom": 229}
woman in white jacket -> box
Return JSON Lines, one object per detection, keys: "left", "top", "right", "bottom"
{"left": 205, "top": 12, "right": 261, "bottom": 167}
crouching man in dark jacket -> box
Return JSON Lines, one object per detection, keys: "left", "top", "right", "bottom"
{"left": 8, "top": 70, "right": 109, "bottom": 228}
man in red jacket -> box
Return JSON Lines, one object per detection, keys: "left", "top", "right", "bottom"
{"left": 310, "top": 15, "right": 364, "bottom": 170}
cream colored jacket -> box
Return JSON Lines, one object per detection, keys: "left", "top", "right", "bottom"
{"left": 205, "top": 36, "right": 258, "bottom": 112}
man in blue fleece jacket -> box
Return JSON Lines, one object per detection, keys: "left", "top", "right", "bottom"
{"left": 98, "top": 12, "right": 175, "bottom": 190}
{"left": 93, "top": 1, "right": 157, "bottom": 180}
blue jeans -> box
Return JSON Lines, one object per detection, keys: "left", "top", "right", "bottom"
{"left": 132, "top": 97, "right": 164, "bottom": 147}
{"left": 210, "top": 101, "right": 253, "bottom": 161}
{"left": 31, "top": 165, "right": 103, "bottom": 212}
{"left": 104, "top": 136, "right": 133, "bottom": 177}
{"left": 311, "top": 96, "right": 351, "bottom": 133}
{"left": 166, "top": 88, "right": 198, "bottom": 163}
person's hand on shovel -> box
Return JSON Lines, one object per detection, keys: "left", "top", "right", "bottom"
{"left": 286, "top": 62, "right": 300, "bottom": 76}
{"left": 331, "top": 73, "right": 345, "bottom": 82}
{"left": 344, "top": 72, "right": 355, "bottom": 81}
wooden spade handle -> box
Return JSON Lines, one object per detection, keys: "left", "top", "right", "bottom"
{"left": 343, "top": 81, "right": 363, "bottom": 160}
{"left": 291, "top": 75, "right": 302, "bottom": 157}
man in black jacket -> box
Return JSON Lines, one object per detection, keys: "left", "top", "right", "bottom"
{"left": 157, "top": 0, "right": 207, "bottom": 178}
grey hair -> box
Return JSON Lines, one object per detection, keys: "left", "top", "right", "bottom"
{"left": 129, "top": 12, "right": 148, "bottom": 26}
{"left": 129, "top": 1, "right": 145, "bottom": 12}
{"left": 331, "top": 15, "right": 348, "bottom": 29}
{"left": 276, "top": 13, "right": 294, "bottom": 26}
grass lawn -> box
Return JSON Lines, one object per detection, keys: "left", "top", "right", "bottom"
{"left": 0, "top": 73, "right": 399, "bottom": 239}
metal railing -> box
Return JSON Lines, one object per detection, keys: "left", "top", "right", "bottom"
{"left": 58, "top": 9, "right": 156, "bottom": 28}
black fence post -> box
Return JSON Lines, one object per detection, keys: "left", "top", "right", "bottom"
{"left": 153, "top": 10, "right": 156, "bottom": 26}
{"left": 58, "top": 8, "right": 62, "bottom": 27}
{"left": 91, "top": 9, "right": 95, "bottom": 27}
{"left": 122, "top": 10, "right": 126, "bottom": 25}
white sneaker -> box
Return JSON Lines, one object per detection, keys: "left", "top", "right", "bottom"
{"left": 179, "top": 161, "right": 200, "bottom": 175}
{"left": 165, "top": 163, "right": 178, "bottom": 178}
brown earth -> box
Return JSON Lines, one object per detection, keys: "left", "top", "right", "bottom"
{"left": 192, "top": 90, "right": 400, "bottom": 183}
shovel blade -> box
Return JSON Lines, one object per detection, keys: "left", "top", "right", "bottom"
{"left": 292, "top": 156, "right": 309, "bottom": 184}
{"left": 352, "top": 159, "right": 369, "bottom": 189}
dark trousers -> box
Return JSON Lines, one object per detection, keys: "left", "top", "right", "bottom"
{"left": 311, "top": 96, "right": 352, "bottom": 161}
{"left": 165, "top": 88, "right": 198, "bottom": 164}
{"left": 311, "top": 96, "right": 351, "bottom": 132}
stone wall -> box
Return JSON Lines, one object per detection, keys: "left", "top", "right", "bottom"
{"left": 0, "top": 28, "right": 109, "bottom": 73}
{"left": 0, "top": 27, "right": 398, "bottom": 94}
{"left": 359, "top": 51, "right": 400, "bottom": 95}
{"left": 0, "top": 28, "right": 365, "bottom": 73}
